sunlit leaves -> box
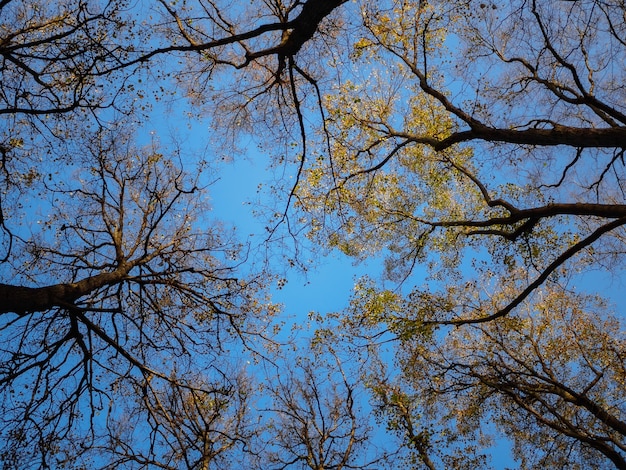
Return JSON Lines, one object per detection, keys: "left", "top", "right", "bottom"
{"left": 298, "top": 67, "right": 482, "bottom": 280}
{"left": 357, "top": 283, "right": 626, "bottom": 468}
{"left": 2, "top": 0, "right": 626, "bottom": 467}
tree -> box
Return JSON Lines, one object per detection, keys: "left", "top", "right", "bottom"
{"left": 0, "top": 120, "right": 276, "bottom": 467}
{"left": 0, "top": 0, "right": 349, "bottom": 258}
{"left": 258, "top": 345, "right": 388, "bottom": 470}
{"left": 349, "top": 282, "right": 626, "bottom": 468}
{"left": 297, "top": 0, "right": 626, "bottom": 323}
{"left": 288, "top": 0, "right": 626, "bottom": 466}
{"left": 100, "top": 369, "right": 258, "bottom": 469}
{"left": 3, "top": 0, "right": 626, "bottom": 467}
{"left": 0, "top": 0, "right": 344, "bottom": 465}
{"left": 0, "top": 0, "right": 346, "bottom": 117}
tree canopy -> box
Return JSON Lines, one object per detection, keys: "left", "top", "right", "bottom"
{"left": 1, "top": 0, "right": 625, "bottom": 468}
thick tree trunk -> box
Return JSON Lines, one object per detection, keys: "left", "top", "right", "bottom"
{"left": 281, "top": 0, "right": 348, "bottom": 56}
{"left": 0, "top": 266, "right": 131, "bottom": 315}
{"left": 246, "top": 0, "right": 348, "bottom": 60}
{"left": 0, "top": 283, "right": 66, "bottom": 315}
{"left": 427, "top": 126, "right": 626, "bottom": 151}
{"left": 475, "top": 125, "right": 626, "bottom": 149}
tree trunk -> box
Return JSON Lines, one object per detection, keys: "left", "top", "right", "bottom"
{"left": 0, "top": 266, "right": 130, "bottom": 315}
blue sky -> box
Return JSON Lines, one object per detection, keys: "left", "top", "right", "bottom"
{"left": 132, "top": 58, "right": 626, "bottom": 468}
{"left": 2, "top": 1, "right": 624, "bottom": 467}
{"left": 203, "top": 135, "right": 521, "bottom": 468}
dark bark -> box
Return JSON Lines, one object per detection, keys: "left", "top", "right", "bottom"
{"left": 437, "top": 126, "right": 626, "bottom": 151}
{"left": 246, "top": 0, "right": 348, "bottom": 61}
{"left": 428, "top": 217, "right": 626, "bottom": 326}
{"left": 0, "top": 265, "right": 130, "bottom": 315}
{"left": 280, "top": 0, "right": 348, "bottom": 56}
{"left": 395, "top": 53, "right": 626, "bottom": 151}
